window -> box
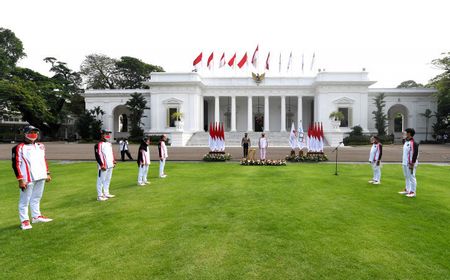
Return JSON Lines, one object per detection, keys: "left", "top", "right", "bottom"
{"left": 167, "top": 107, "right": 178, "bottom": 128}
{"left": 338, "top": 107, "right": 352, "bottom": 127}
{"left": 119, "top": 114, "right": 128, "bottom": 132}
{"left": 394, "top": 113, "right": 403, "bottom": 132}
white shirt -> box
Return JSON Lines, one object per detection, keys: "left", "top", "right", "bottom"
{"left": 402, "top": 139, "right": 418, "bottom": 166}
{"left": 369, "top": 143, "right": 381, "bottom": 162}
{"left": 159, "top": 141, "right": 168, "bottom": 159}
{"left": 141, "top": 146, "right": 151, "bottom": 165}
{"left": 259, "top": 138, "right": 268, "bottom": 148}
{"left": 95, "top": 141, "right": 115, "bottom": 169}
{"left": 13, "top": 143, "right": 48, "bottom": 182}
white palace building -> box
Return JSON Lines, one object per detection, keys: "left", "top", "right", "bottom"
{"left": 83, "top": 71, "right": 437, "bottom": 146}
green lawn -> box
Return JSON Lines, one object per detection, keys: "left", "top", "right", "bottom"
{"left": 0, "top": 161, "right": 449, "bottom": 280}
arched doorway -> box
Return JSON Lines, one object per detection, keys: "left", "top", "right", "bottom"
{"left": 388, "top": 104, "right": 408, "bottom": 143}
{"left": 113, "top": 105, "right": 131, "bottom": 139}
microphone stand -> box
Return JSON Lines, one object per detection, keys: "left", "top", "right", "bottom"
{"left": 332, "top": 142, "right": 343, "bottom": 176}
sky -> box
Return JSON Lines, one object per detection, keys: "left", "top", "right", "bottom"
{"left": 1, "top": 0, "right": 449, "bottom": 87}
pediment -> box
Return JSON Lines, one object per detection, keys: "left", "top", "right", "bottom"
{"left": 162, "top": 98, "right": 183, "bottom": 105}
{"left": 332, "top": 97, "right": 355, "bottom": 104}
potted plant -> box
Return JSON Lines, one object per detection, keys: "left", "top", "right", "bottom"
{"left": 329, "top": 111, "right": 345, "bottom": 129}
{"left": 171, "top": 111, "right": 184, "bottom": 131}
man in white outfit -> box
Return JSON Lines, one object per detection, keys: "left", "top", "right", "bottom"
{"left": 368, "top": 136, "right": 383, "bottom": 185}
{"left": 158, "top": 134, "right": 168, "bottom": 178}
{"left": 259, "top": 133, "right": 268, "bottom": 160}
{"left": 137, "top": 137, "right": 151, "bottom": 185}
{"left": 398, "top": 128, "right": 419, "bottom": 197}
{"left": 94, "top": 129, "right": 116, "bottom": 201}
{"left": 12, "top": 126, "right": 53, "bottom": 230}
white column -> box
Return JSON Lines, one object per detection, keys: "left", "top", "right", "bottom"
{"left": 231, "top": 96, "right": 236, "bottom": 132}
{"left": 264, "top": 96, "right": 270, "bottom": 131}
{"left": 297, "top": 96, "right": 303, "bottom": 128}
{"left": 247, "top": 96, "right": 253, "bottom": 131}
{"left": 281, "top": 96, "right": 286, "bottom": 132}
{"left": 215, "top": 96, "right": 220, "bottom": 123}
{"left": 199, "top": 96, "right": 204, "bottom": 131}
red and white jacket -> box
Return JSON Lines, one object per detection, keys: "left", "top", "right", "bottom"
{"left": 94, "top": 141, "right": 116, "bottom": 169}
{"left": 12, "top": 142, "right": 49, "bottom": 183}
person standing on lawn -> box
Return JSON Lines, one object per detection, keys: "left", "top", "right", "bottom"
{"left": 119, "top": 138, "right": 133, "bottom": 161}
{"left": 94, "top": 129, "right": 116, "bottom": 201}
{"left": 398, "top": 128, "right": 419, "bottom": 197}
{"left": 368, "top": 136, "right": 383, "bottom": 185}
{"left": 241, "top": 133, "right": 251, "bottom": 158}
{"left": 137, "top": 137, "right": 151, "bottom": 186}
{"left": 12, "top": 126, "right": 53, "bottom": 230}
{"left": 259, "top": 133, "right": 268, "bottom": 160}
{"left": 158, "top": 134, "right": 168, "bottom": 178}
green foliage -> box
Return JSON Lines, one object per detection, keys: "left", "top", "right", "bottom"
{"left": 372, "top": 93, "right": 388, "bottom": 136}
{"left": 343, "top": 134, "right": 394, "bottom": 145}
{"left": 0, "top": 28, "right": 25, "bottom": 77}
{"left": 80, "top": 54, "right": 165, "bottom": 89}
{"left": 420, "top": 109, "right": 434, "bottom": 141}
{"left": 116, "top": 56, "right": 164, "bottom": 89}
{"left": 75, "top": 106, "right": 104, "bottom": 140}
{"left": 329, "top": 111, "right": 345, "bottom": 121}
{"left": 397, "top": 80, "right": 424, "bottom": 88}
{"left": 428, "top": 52, "right": 450, "bottom": 136}
{"left": 349, "top": 125, "right": 363, "bottom": 136}
{"left": 126, "top": 92, "right": 149, "bottom": 140}
{"left": 171, "top": 111, "right": 183, "bottom": 121}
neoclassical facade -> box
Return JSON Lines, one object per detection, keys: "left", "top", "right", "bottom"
{"left": 83, "top": 71, "right": 437, "bottom": 146}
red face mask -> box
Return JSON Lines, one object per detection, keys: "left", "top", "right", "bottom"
{"left": 25, "top": 133, "right": 38, "bottom": 141}
{"left": 104, "top": 135, "right": 111, "bottom": 140}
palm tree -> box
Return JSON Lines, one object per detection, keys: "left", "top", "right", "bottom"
{"left": 420, "top": 109, "right": 434, "bottom": 141}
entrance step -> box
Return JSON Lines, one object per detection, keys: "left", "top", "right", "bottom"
{"left": 186, "top": 131, "right": 297, "bottom": 147}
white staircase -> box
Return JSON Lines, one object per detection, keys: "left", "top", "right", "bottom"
{"left": 187, "top": 131, "right": 295, "bottom": 147}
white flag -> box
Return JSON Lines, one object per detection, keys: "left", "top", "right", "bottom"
{"left": 297, "top": 121, "right": 305, "bottom": 149}
{"left": 289, "top": 122, "right": 297, "bottom": 150}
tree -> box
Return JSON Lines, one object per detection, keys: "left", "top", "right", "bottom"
{"left": 116, "top": 56, "right": 164, "bottom": 89}
{"left": 397, "top": 80, "right": 424, "bottom": 88}
{"left": 372, "top": 93, "right": 388, "bottom": 136}
{"left": 0, "top": 28, "right": 25, "bottom": 77}
{"left": 75, "top": 106, "right": 104, "bottom": 140}
{"left": 80, "top": 54, "right": 119, "bottom": 89}
{"left": 125, "top": 92, "right": 149, "bottom": 140}
{"left": 420, "top": 109, "right": 434, "bottom": 141}
{"left": 428, "top": 52, "right": 450, "bottom": 136}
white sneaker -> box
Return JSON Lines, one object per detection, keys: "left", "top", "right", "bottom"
{"left": 160, "top": 175, "right": 167, "bottom": 178}
{"left": 104, "top": 194, "right": 115, "bottom": 198}
{"left": 138, "top": 182, "right": 145, "bottom": 186}
{"left": 372, "top": 181, "right": 380, "bottom": 185}
{"left": 368, "top": 180, "right": 375, "bottom": 183}
{"left": 144, "top": 181, "right": 150, "bottom": 185}
{"left": 32, "top": 216, "right": 53, "bottom": 223}
{"left": 21, "top": 220, "right": 32, "bottom": 230}
{"left": 406, "top": 192, "right": 416, "bottom": 197}
{"left": 398, "top": 189, "right": 409, "bottom": 195}
{"left": 97, "top": 196, "right": 108, "bottom": 201}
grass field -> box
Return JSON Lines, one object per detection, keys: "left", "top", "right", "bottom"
{"left": 0, "top": 161, "right": 449, "bottom": 279}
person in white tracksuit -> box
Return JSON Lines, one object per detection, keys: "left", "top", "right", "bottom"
{"left": 398, "top": 128, "right": 419, "bottom": 198}
{"left": 12, "top": 126, "right": 53, "bottom": 230}
{"left": 158, "top": 134, "right": 168, "bottom": 178}
{"left": 368, "top": 136, "right": 383, "bottom": 185}
{"left": 137, "top": 137, "right": 151, "bottom": 185}
{"left": 259, "top": 133, "right": 268, "bottom": 160}
{"left": 94, "top": 129, "right": 116, "bottom": 201}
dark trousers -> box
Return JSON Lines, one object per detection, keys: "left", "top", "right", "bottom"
{"left": 121, "top": 150, "right": 133, "bottom": 161}
{"left": 243, "top": 144, "right": 249, "bottom": 158}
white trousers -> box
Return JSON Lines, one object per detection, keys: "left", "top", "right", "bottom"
{"left": 260, "top": 148, "right": 267, "bottom": 160}
{"left": 138, "top": 165, "right": 149, "bottom": 183}
{"left": 371, "top": 162, "right": 381, "bottom": 182}
{"left": 402, "top": 164, "right": 417, "bottom": 193}
{"left": 159, "top": 159, "right": 166, "bottom": 176}
{"left": 97, "top": 168, "right": 113, "bottom": 197}
{"left": 19, "top": 179, "right": 45, "bottom": 222}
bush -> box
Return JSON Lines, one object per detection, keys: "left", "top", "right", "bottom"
{"left": 343, "top": 134, "right": 394, "bottom": 145}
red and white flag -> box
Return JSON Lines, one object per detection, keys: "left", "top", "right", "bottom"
{"left": 219, "top": 53, "right": 226, "bottom": 68}
{"left": 265, "top": 52, "right": 270, "bottom": 71}
{"left": 237, "top": 52, "right": 248, "bottom": 69}
{"left": 228, "top": 53, "right": 236, "bottom": 68}
{"left": 207, "top": 52, "right": 214, "bottom": 70}
{"left": 193, "top": 52, "right": 202, "bottom": 70}
{"left": 251, "top": 45, "right": 259, "bottom": 68}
